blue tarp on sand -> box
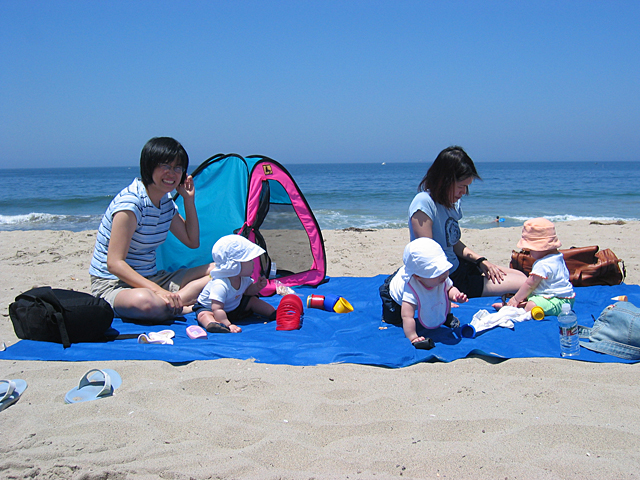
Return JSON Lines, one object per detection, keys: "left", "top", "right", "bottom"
{"left": 3, "top": 276, "right": 639, "bottom": 366}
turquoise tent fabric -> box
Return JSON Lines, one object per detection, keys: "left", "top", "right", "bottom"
{"left": 157, "top": 154, "right": 305, "bottom": 273}
{"left": 157, "top": 154, "right": 253, "bottom": 272}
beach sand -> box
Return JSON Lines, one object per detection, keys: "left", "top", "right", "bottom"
{"left": 1, "top": 221, "right": 639, "bottom": 479}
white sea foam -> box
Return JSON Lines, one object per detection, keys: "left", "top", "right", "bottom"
{"left": 460, "top": 214, "right": 639, "bottom": 230}
{"left": 0, "top": 213, "right": 62, "bottom": 225}
{"left": 314, "top": 209, "right": 406, "bottom": 230}
{"left": 0, "top": 213, "right": 99, "bottom": 230}
{"left": 312, "top": 208, "right": 640, "bottom": 232}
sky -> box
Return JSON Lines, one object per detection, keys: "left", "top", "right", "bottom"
{"left": 1, "top": 1, "right": 639, "bottom": 168}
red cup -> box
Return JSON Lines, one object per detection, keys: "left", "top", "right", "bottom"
{"left": 306, "top": 294, "right": 326, "bottom": 310}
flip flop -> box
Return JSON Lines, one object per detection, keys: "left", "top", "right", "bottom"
{"left": 64, "top": 369, "right": 122, "bottom": 404}
{"left": 206, "top": 322, "right": 231, "bottom": 334}
{"left": 186, "top": 325, "right": 208, "bottom": 339}
{"left": 151, "top": 329, "right": 175, "bottom": 339}
{"left": 412, "top": 338, "right": 435, "bottom": 350}
{"left": 0, "top": 379, "right": 27, "bottom": 412}
{"left": 138, "top": 329, "right": 175, "bottom": 345}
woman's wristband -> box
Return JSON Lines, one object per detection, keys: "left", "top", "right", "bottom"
{"left": 474, "top": 257, "right": 487, "bottom": 266}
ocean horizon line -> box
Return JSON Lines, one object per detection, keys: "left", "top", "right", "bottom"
{"left": 2, "top": 158, "right": 640, "bottom": 171}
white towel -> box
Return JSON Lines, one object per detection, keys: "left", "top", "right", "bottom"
{"left": 470, "top": 306, "right": 532, "bottom": 334}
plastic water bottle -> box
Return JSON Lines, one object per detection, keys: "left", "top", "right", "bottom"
{"left": 269, "top": 262, "right": 277, "bottom": 279}
{"left": 557, "top": 303, "right": 579, "bottom": 357}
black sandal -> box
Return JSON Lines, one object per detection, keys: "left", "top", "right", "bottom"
{"left": 206, "top": 322, "right": 231, "bottom": 334}
{"left": 412, "top": 338, "right": 435, "bottom": 350}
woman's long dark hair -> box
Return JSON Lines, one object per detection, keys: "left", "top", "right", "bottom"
{"left": 418, "top": 146, "right": 480, "bottom": 208}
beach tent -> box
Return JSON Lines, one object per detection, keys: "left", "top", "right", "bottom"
{"left": 156, "top": 154, "right": 326, "bottom": 296}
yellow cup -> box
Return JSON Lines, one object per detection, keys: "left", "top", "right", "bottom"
{"left": 333, "top": 297, "right": 354, "bottom": 314}
{"left": 531, "top": 306, "right": 545, "bottom": 321}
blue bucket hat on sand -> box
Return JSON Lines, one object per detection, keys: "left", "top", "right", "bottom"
{"left": 578, "top": 301, "right": 640, "bottom": 360}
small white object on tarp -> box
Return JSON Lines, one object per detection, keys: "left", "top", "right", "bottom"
{"left": 461, "top": 306, "right": 532, "bottom": 338}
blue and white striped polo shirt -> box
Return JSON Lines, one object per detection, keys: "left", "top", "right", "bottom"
{"left": 89, "top": 178, "right": 178, "bottom": 279}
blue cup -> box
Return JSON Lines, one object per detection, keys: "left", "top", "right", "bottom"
{"left": 460, "top": 324, "right": 476, "bottom": 339}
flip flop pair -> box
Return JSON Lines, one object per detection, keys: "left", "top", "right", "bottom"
{"left": 137, "top": 329, "right": 175, "bottom": 345}
{"left": 0, "top": 379, "right": 28, "bottom": 412}
{"left": 64, "top": 369, "right": 122, "bottom": 404}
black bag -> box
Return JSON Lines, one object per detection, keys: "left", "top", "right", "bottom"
{"left": 9, "top": 287, "right": 114, "bottom": 348}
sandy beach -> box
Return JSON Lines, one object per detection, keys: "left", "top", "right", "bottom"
{"left": 1, "top": 221, "right": 639, "bottom": 479}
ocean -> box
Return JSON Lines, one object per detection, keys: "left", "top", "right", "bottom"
{"left": 0, "top": 161, "right": 638, "bottom": 232}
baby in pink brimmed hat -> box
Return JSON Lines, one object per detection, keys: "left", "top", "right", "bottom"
{"left": 494, "top": 218, "right": 575, "bottom": 316}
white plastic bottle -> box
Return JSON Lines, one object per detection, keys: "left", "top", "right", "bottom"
{"left": 557, "top": 303, "right": 580, "bottom": 357}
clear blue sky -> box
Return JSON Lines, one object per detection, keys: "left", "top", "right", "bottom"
{"left": 1, "top": 1, "right": 639, "bottom": 168}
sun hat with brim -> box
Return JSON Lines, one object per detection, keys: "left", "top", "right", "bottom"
{"left": 402, "top": 238, "right": 453, "bottom": 281}
{"left": 210, "top": 235, "right": 265, "bottom": 279}
{"left": 516, "top": 217, "right": 562, "bottom": 251}
{"left": 579, "top": 301, "right": 640, "bottom": 360}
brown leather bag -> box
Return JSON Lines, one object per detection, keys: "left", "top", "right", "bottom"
{"left": 510, "top": 246, "right": 626, "bottom": 287}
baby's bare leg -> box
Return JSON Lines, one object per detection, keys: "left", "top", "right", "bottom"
{"left": 248, "top": 297, "right": 275, "bottom": 317}
{"left": 196, "top": 310, "right": 216, "bottom": 329}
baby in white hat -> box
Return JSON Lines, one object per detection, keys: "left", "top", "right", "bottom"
{"left": 379, "top": 238, "right": 468, "bottom": 349}
{"left": 192, "top": 235, "right": 275, "bottom": 333}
